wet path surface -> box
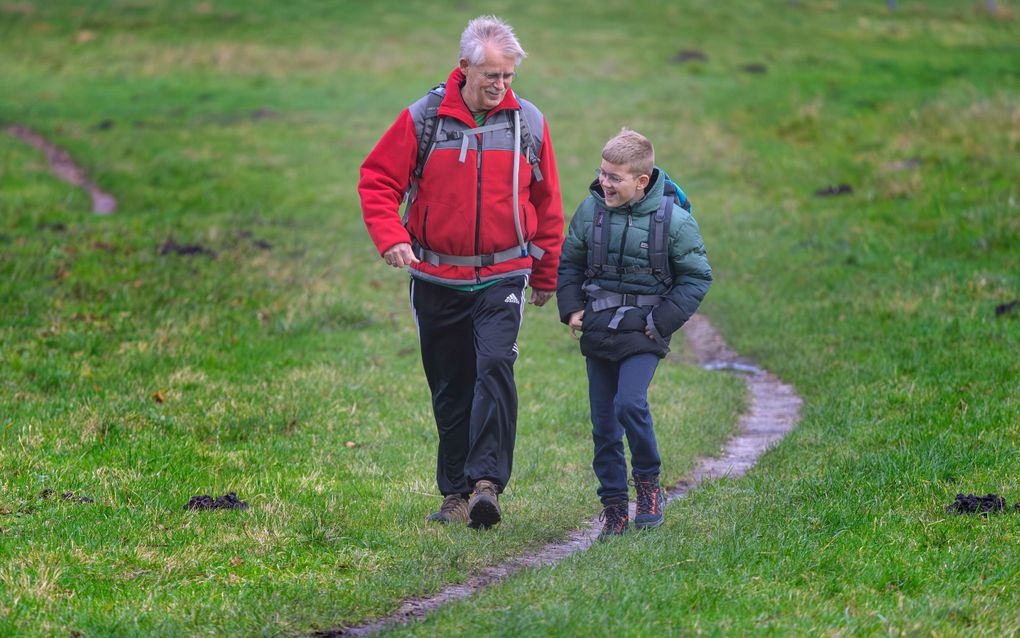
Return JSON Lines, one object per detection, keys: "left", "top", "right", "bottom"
{"left": 322, "top": 313, "right": 803, "bottom": 637}
{"left": 7, "top": 124, "right": 117, "bottom": 214}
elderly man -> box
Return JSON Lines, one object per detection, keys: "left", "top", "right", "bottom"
{"left": 359, "top": 16, "right": 563, "bottom": 528}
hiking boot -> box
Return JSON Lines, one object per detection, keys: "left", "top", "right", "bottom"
{"left": 633, "top": 474, "right": 665, "bottom": 529}
{"left": 426, "top": 494, "right": 469, "bottom": 524}
{"left": 468, "top": 480, "right": 501, "bottom": 528}
{"left": 597, "top": 501, "right": 630, "bottom": 540}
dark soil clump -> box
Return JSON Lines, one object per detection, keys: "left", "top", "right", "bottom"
{"left": 185, "top": 493, "right": 249, "bottom": 511}
{"left": 741, "top": 63, "right": 768, "bottom": 74}
{"left": 62, "top": 491, "right": 94, "bottom": 504}
{"left": 995, "top": 300, "right": 1019, "bottom": 317}
{"left": 158, "top": 239, "right": 216, "bottom": 257}
{"left": 946, "top": 493, "right": 1007, "bottom": 515}
{"left": 814, "top": 184, "right": 853, "bottom": 197}
{"left": 672, "top": 49, "right": 707, "bottom": 63}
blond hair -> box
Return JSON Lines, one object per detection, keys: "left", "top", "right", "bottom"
{"left": 602, "top": 128, "right": 654, "bottom": 177}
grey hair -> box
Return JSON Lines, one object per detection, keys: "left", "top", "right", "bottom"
{"left": 459, "top": 15, "right": 527, "bottom": 66}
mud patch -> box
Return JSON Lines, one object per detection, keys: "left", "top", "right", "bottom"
{"left": 184, "top": 493, "right": 249, "bottom": 510}
{"left": 741, "top": 63, "right": 768, "bottom": 74}
{"left": 995, "top": 300, "right": 1019, "bottom": 317}
{"left": 38, "top": 488, "right": 93, "bottom": 504}
{"left": 672, "top": 49, "right": 707, "bottom": 63}
{"left": 61, "top": 491, "right": 94, "bottom": 504}
{"left": 6, "top": 124, "right": 117, "bottom": 214}
{"left": 158, "top": 239, "right": 216, "bottom": 257}
{"left": 814, "top": 183, "right": 853, "bottom": 197}
{"left": 323, "top": 313, "right": 802, "bottom": 637}
{"left": 945, "top": 493, "right": 1012, "bottom": 515}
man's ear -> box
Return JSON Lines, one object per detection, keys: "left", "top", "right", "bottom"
{"left": 459, "top": 58, "right": 470, "bottom": 74}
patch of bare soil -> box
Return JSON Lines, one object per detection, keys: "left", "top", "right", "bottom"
{"left": 814, "top": 183, "right": 853, "bottom": 197}
{"left": 320, "top": 313, "right": 803, "bottom": 637}
{"left": 945, "top": 493, "right": 1018, "bottom": 515}
{"left": 6, "top": 124, "right": 117, "bottom": 214}
{"left": 158, "top": 239, "right": 216, "bottom": 257}
{"left": 184, "top": 493, "right": 249, "bottom": 510}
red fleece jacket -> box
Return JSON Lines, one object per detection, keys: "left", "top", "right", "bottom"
{"left": 359, "top": 68, "right": 563, "bottom": 290}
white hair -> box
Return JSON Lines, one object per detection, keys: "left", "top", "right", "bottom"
{"left": 459, "top": 15, "right": 527, "bottom": 66}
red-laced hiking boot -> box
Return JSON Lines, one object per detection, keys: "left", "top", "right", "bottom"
{"left": 468, "top": 480, "right": 501, "bottom": 528}
{"left": 633, "top": 474, "right": 665, "bottom": 529}
{"left": 426, "top": 494, "right": 469, "bottom": 524}
{"left": 597, "top": 501, "right": 630, "bottom": 540}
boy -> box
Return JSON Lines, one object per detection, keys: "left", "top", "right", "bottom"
{"left": 557, "top": 129, "right": 712, "bottom": 538}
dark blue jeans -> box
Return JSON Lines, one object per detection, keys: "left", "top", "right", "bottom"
{"left": 587, "top": 353, "right": 662, "bottom": 505}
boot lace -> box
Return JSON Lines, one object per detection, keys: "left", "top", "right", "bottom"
{"left": 439, "top": 494, "right": 464, "bottom": 515}
{"left": 634, "top": 476, "right": 662, "bottom": 516}
{"left": 599, "top": 503, "right": 628, "bottom": 534}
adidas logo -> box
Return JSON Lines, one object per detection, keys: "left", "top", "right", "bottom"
{"left": 504, "top": 293, "right": 520, "bottom": 304}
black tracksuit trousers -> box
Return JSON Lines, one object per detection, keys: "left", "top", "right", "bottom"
{"left": 410, "top": 275, "right": 528, "bottom": 496}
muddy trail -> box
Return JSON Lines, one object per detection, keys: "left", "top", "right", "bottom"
{"left": 6, "top": 124, "right": 117, "bottom": 214}
{"left": 322, "top": 313, "right": 803, "bottom": 637}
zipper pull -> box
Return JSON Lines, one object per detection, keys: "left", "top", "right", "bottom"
{"left": 627, "top": 214, "right": 633, "bottom": 227}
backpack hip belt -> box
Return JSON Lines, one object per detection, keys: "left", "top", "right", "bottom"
{"left": 584, "top": 284, "right": 662, "bottom": 330}
{"left": 419, "top": 241, "right": 545, "bottom": 268}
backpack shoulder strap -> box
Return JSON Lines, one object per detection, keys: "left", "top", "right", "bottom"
{"left": 648, "top": 196, "right": 673, "bottom": 284}
{"left": 516, "top": 97, "right": 545, "bottom": 182}
{"left": 586, "top": 201, "right": 610, "bottom": 278}
{"left": 402, "top": 83, "right": 446, "bottom": 226}
{"left": 413, "top": 83, "right": 447, "bottom": 178}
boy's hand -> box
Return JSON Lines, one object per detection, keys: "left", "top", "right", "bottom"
{"left": 568, "top": 310, "right": 584, "bottom": 338}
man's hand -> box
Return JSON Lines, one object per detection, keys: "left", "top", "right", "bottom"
{"left": 382, "top": 243, "right": 419, "bottom": 268}
{"left": 568, "top": 309, "right": 584, "bottom": 338}
{"left": 529, "top": 289, "right": 554, "bottom": 307}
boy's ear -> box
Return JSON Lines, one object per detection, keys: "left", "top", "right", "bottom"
{"left": 636, "top": 174, "right": 650, "bottom": 190}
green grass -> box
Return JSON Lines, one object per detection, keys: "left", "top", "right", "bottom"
{"left": 0, "top": 2, "right": 747, "bottom": 636}
{"left": 2, "top": 0, "right": 1018, "bottom": 636}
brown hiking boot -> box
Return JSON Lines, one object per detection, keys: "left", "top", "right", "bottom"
{"left": 468, "top": 480, "right": 501, "bottom": 528}
{"left": 426, "top": 494, "right": 469, "bottom": 524}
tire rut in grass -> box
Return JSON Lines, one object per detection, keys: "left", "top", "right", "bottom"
{"left": 6, "top": 124, "right": 117, "bottom": 214}
{"left": 321, "top": 313, "right": 803, "bottom": 637}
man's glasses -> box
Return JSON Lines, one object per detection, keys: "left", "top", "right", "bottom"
{"left": 595, "top": 168, "right": 628, "bottom": 186}
{"left": 478, "top": 70, "right": 517, "bottom": 84}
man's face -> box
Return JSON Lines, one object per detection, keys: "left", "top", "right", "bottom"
{"left": 459, "top": 43, "right": 517, "bottom": 113}
{"left": 598, "top": 160, "right": 648, "bottom": 209}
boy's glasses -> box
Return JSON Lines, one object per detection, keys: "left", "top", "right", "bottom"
{"left": 595, "top": 168, "right": 627, "bottom": 186}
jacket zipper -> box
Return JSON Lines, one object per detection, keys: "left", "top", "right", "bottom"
{"left": 474, "top": 132, "right": 483, "bottom": 283}
{"left": 421, "top": 205, "right": 430, "bottom": 249}
{"left": 618, "top": 212, "right": 633, "bottom": 280}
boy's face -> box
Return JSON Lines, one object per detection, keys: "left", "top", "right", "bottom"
{"left": 598, "top": 160, "right": 649, "bottom": 208}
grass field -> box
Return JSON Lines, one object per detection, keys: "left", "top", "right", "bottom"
{"left": 2, "top": 1, "right": 1018, "bottom": 636}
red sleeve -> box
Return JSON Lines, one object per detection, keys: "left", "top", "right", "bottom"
{"left": 527, "top": 118, "right": 564, "bottom": 291}
{"left": 358, "top": 110, "right": 418, "bottom": 255}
